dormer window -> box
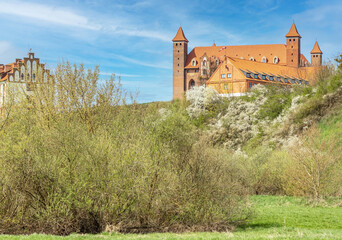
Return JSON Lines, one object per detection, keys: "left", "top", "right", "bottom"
{"left": 261, "top": 57, "right": 267, "bottom": 63}
{"left": 254, "top": 74, "right": 259, "bottom": 79}
{"left": 249, "top": 57, "right": 255, "bottom": 61}
{"left": 262, "top": 75, "right": 266, "bottom": 80}
{"left": 273, "top": 56, "right": 279, "bottom": 64}
{"left": 191, "top": 59, "right": 196, "bottom": 66}
{"left": 246, "top": 73, "right": 251, "bottom": 78}
{"left": 216, "top": 59, "right": 220, "bottom": 66}
{"left": 221, "top": 74, "right": 226, "bottom": 79}
{"left": 269, "top": 76, "right": 274, "bottom": 81}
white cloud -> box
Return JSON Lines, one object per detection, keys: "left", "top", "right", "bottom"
{"left": 0, "top": 1, "right": 101, "bottom": 30}
{"left": 110, "top": 54, "right": 172, "bottom": 70}
{"left": 0, "top": 41, "right": 25, "bottom": 63}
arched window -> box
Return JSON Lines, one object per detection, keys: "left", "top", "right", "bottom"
{"left": 32, "top": 73, "right": 36, "bottom": 82}
{"left": 249, "top": 57, "right": 255, "bottom": 61}
{"left": 189, "top": 79, "right": 195, "bottom": 89}
{"left": 32, "top": 61, "right": 37, "bottom": 74}
{"left": 27, "top": 60, "right": 31, "bottom": 73}
{"left": 261, "top": 56, "right": 267, "bottom": 63}
{"left": 273, "top": 56, "right": 279, "bottom": 64}
{"left": 21, "top": 73, "right": 24, "bottom": 81}
{"left": 15, "top": 71, "right": 19, "bottom": 82}
{"left": 191, "top": 59, "right": 196, "bottom": 66}
{"left": 27, "top": 73, "right": 30, "bottom": 81}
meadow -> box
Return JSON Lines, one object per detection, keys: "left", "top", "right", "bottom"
{"left": 2, "top": 195, "right": 342, "bottom": 240}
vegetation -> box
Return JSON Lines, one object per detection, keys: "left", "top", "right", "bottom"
{"left": 2, "top": 195, "right": 342, "bottom": 239}
{"left": 1, "top": 57, "right": 342, "bottom": 237}
{"left": 0, "top": 62, "right": 249, "bottom": 235}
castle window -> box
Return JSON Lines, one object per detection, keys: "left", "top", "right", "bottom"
{"left": 15, "top": 71, "right": 19, "bottom": 82}
{"left": 293, "top": 39, "right": 296, "bottom": 42}
{"left": 289, "top": 39, "right": 292, "bottom": 42}
{"left": 221, "top": 74, "right": 226, "bottom": 79}
{"left": 224, "top": 83, "right": 229, "bottom": 90}
{"left": 273, "top": 56, "right": 279, "bottom": 64}
{"left": 189, "top": 79, "right": 195, "bottom": 89}
{"left": 227, "top": 73, "right": 232, "bottom": 78}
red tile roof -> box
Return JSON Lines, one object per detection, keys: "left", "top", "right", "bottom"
{"left": 310, "top": 41, "right": 323, "bottom": 54}
{"left": 172, "top": 27, "right": 188, "bottom": 42}
{"left": 285, "top": 23, "right": 301, "bottom": 38}
{"left": 185, "top": 44, "right": 287, "bottom": 68}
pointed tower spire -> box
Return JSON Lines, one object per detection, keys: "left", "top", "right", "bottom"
{"left": 285, "top": 23, "right": 301, "bottom": 38}
{"left": 172, "top": 27, "right": 188, "bottom": 42}
{"left": 310, "top": 41, "right": 323, "bottom": 54}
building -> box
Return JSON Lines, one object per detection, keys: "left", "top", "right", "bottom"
{"left": 172, "top": 23, "right": 323, "bottom": 99}
{"left": 0, "top": 52, "right": 51, "bottom": 115}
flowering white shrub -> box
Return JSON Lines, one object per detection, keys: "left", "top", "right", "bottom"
{"left": 185, "top": 86, "right": 221, "bottom": 118}
{"left": 209, "top": 85, "right": 269, "bottom": 149}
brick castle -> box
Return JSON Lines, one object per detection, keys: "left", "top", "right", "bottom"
{"left": 172, "top": 23, "right": 323, "bottom": 99}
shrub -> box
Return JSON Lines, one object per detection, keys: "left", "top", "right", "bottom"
{"left": 0, "top": 62, "right": 249, "bottom": 235}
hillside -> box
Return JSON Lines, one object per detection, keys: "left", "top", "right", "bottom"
{"left": 0, "top": 61, "right": 342, "bottom": 235}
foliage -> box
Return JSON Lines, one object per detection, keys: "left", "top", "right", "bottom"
{"left": 2, "top": 195, "right": 342, "bottom": 239}
{"left": 0, "top": 62, "right": 249, "bottom": 235}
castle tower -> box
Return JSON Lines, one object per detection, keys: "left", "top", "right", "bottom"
{"left": 285, "top": 23, "right": 301, "bottom": 67}
{"left": 172, "top": 27, "right": 188, "bottom": 99}
{"left": 310, "top": 41, "right": 323, "bottom": 66}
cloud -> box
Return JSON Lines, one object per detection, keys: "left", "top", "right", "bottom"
{"left": 110, "top": 54, "right": 172, "bottom": 70}
{"left": 0, "top": 41, "right": 25, "bottom": 63}
{"left": 0, "top": 1, "right": 101, "bottom": 30}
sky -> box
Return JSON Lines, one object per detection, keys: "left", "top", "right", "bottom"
{"left": 0, "top": 0, "right": 341, "bottom": 102}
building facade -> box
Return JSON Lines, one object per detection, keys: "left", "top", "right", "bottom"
{"left": 172, "top": 23, "right": 323, "bottom": 99}
{"left": 0, "top": 52, "right": 51, "bottom": 115}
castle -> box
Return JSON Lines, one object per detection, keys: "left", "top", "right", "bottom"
{"left": 0, "top": 52, "right": 51, "bottom": 115}
{"left": 172, "top": 23, "right": 323, "bottom": 99}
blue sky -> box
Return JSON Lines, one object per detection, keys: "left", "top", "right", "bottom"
{"left": 0, "top": 0, "right": 341, "bottom": 102}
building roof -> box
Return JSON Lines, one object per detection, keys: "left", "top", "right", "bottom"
{"left": 285, "top": 23, "right": 301, "bottom": 38}
{"left": 208, "top": 57, "right": 318, "bottom": 84}
{"left": 310, "top": 41, "right": 323, "bottom": 54}
{"left": 172, "top": 27, "right": 188, "bottom": 42}
{"left": 185, "top": 44, "right": 287, "bottom": 69}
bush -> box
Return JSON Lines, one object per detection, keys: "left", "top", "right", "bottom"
{"left": 0, "top": 62, "right": 249, "bottom": 235}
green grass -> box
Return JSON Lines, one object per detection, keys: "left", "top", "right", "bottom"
{"left": 2, "top": 195, "right": 342, "bottom": 240}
